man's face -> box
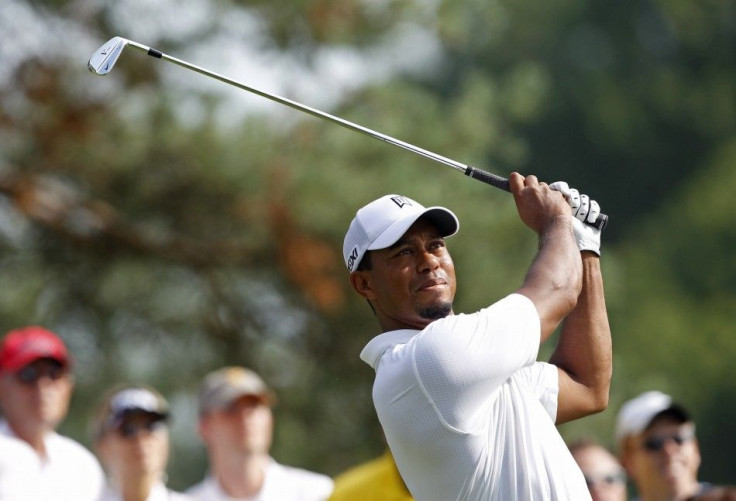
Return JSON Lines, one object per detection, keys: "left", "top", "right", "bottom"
{"left": 0, "top": 358, "right": 73, "bottom": 432}
{"left": 354, "top": 218, "right": 456, "bottom": 331}
{"left": 200, "top": 394, "right": 273, "bottom": 456}
{"left": 625, "top": 418, "right": 700, "bottom": 498}
{"left": 98, "top": 412, "right": 169, "bottom": 480}
{"left": 572, "top": 445, "right": 627, "bottom": 501}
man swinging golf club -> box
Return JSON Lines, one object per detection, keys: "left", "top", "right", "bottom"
{"left": 344, "top": 173, "right": 612, "bottom": 500}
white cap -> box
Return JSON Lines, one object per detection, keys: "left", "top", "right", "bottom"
{"left": 94, "top": 386, "right": 169, "bottom": 439}
{"left": 615, "top": 390, "right": 691, "bottom": 441}
{"left": 343, "top": 194, "right": 459, "bottom": 272}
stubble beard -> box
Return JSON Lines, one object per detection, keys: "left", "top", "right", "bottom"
{"left": 418, "top": 301, "right": 453, "bottom": 321}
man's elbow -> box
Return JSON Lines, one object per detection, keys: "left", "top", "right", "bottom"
{"left": 589, "top": 389, "right": 610, "bottom": 415}
{"left": 558, "top": 284, "right": 579, "bottom": 317}
{"left": 587, "top": 377, "right": 612, "bottom": 415}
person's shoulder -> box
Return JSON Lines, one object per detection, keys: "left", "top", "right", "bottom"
{"left": 331, "top": 452, "right": 410, "bottom": 500}
{"left": 333, "top": 453, "right": 393, "bottom": 484}
{"left": 436, "top": 293, "right": 535, "bottom": 326}
{"left": 0, "top": 434, "right": 36, "bottom": 458}
{"left": 692, "top": 484, "right": 736, "bottom": 501}
{"left": 270, "top": 460, "right": 334, "bottom": 492}
{"left": 47, "top": 432, "right": 100, "bottom": 464}
{"left": 273, "top": 461, "right": 332, "bottom": 481}
{"left": 183, "top": 478, "right": 208, "bottom": 496}
{"left": 488, "top": 293, "right": 537, "bottom": 314}
{"left": 167, "top": 488, "right": 197, "bottom": 501}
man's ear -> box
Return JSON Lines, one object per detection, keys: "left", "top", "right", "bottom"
{"left": 349, "top": 271, "right": 375, "bottom": 300}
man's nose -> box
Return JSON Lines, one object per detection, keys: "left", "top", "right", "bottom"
{"left": 417, "top": 250, "right": 440, "bottom": 271}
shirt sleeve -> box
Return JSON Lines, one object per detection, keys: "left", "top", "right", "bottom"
{"left": 411, "top": 293, "right": 541, "bottom": 431}
{"left": 510, "top": 361, "right": 560, "bottom": 421}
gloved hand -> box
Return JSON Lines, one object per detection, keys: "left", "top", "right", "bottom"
{"left": 549, "top": 181, "right": 601, "bottom": 256}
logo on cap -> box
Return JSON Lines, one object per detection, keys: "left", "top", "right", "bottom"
{"left": 347, "top": 247, "right": 359, "bottom": 272}
{"left": 390, "top": 196, "right": 413, "bottom": 208}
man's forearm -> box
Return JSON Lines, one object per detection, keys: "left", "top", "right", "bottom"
{"left": 549, "top": 253, "right": 612, "bottom": 419}
{"left": 518, "top": 215, "right": 583, "bottom": 341}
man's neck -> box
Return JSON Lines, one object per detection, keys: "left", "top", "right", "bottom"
{"left": 638, "top": 479, "right": 701, "bottom": 501}
{"left": 214, "top": 452, "right": 270, "bottom": 498}
{"left": 6, "top": 420, "right": 49, "bottom": 458}
{"left": 117, "top": 474, "right": 158, "bottom": 501}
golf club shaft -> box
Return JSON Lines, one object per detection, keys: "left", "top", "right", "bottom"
{"left": 101, "top": 39, "right": 608, "bottom": 230}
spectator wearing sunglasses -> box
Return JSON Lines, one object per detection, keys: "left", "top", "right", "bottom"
{"left": 92, "top": 384, "right": 192, "bottom": 501}
{"left": 186, "top": 366, "right": 333, "bottom": 501}
{"left": 569, "top": 438, "right": 627, "bottom": 501}
{"left": 0, "top": 325, "right": 105, "bottom": 500}
{"left": 616, "top": 391, "right": 736, "bottom": 501}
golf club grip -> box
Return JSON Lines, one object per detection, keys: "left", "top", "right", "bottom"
{"left": 465, "top": 166, "right": 608, "bottom": 231}
{"left": 465, "top": 166, "right": 510, "bottom": 192}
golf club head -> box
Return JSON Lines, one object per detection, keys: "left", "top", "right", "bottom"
{"left": 88, "top": 37, "right": 128, "bottom": 75}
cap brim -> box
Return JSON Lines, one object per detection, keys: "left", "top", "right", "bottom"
{"left": 368, "top": 207, "right": 458, "bottom": 251}
{"left": 7, "top": 353, "right": 69, "bottom": 373}
{"left": 102, "top": 409, "right": 169, "bottom": 437}
{"left": 201, "top": 387, "right": 275, "bottom": 414}
{"left": 645, "top": 405, "right": 690, "bottom": 430}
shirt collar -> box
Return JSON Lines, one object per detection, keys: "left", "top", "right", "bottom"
{"left": 0, "top": 420, "right": 12, "bottom": 438}
{"left": 360, "top": 329, "right": 419, "bottom": 369}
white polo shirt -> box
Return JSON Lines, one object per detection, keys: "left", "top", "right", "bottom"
{"left": 360, "top": 293, "right": 590, "bottom": 501}
{"left": 0, "top": 434, "right": 42, "bottom": 500}
{"left": 99, "top": 481, "right": 193, "bottom": 500}
{"left": 186, "top": 457, "right": 334, "bottom": 501}
{"left": 0, "top": 420, "right": 105, "bottom": 501}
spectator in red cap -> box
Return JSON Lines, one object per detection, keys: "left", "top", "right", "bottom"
{"left": 0, "top": 433, "right": 43, "bottom": 500}
{"left": 0, "top": 325, "right": 104, "bottom": 500}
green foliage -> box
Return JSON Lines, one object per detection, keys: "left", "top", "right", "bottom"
{"left": 1, "top": 0, "right": 736, "bottom": 489}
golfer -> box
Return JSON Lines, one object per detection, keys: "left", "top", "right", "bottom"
{"left": 344, "top": 173, "right": 612, "bottom": 500}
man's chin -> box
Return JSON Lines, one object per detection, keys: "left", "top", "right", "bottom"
{"left": 418, "top": 302, "right": 453, "bottom": 320}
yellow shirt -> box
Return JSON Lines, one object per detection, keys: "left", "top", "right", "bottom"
{"left": 329, "top": 450, "right": 413, "bottom": 501}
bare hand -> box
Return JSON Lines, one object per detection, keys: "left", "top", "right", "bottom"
{"left": 509, "top": 172, "right": 570, "bottom": 233}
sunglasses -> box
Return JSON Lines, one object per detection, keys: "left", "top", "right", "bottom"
{"left": 117, "top": 419, "right": 167, "bottom": 439}
{"left": 584, "top": 472, "right": 626, "bottom": 488}
{"left": 15, "top": 363, "right": 68, "bottom": 385}
{"left": 642, "top": 430, "right": 694, "bottom": 452}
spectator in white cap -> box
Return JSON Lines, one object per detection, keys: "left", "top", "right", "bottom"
{"left": 186, "top": 366, "right": 333, "bottom": 501}
{"left": 615, "top": 390, "right": 736, "bottom": 501}
{"left": 0, "top": 325, "right": 104, "bottom": 500}
{"left": 92, "top": 384, "right": 191, "bottom": 500}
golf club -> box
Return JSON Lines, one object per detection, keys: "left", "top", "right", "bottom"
{"left": 88, "top": 36, "right": 607, "bottom": 230}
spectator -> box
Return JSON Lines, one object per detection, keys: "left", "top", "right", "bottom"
{"left": 569, "top": 438, "right": 627, "bottom": 501}
{"left": 0, "top": 325, "right": 104, "bottom": 500}
{"left": 616, "top": 390, "right": 736, "bottom": 501}
{"left": 329, "top": 448, "right": 413, "bottom": 501}
{"left": 186, "top": 366, "right": 333, "bottom": 500}
{"left": 92, "top": 384, "right": 191, "bottom": 500}
{"left": 0, "top": 433, "right": 42, "bottom": 500}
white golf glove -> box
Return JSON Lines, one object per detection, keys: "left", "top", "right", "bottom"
{"left": 549, "top": 181, "right": 601, "bottom": 256}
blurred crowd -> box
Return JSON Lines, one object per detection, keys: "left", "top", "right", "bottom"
{"left": 1, "top": 325, "right": 733, "bottom": 501}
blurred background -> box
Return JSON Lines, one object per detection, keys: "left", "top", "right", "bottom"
{"left": 1, "top": 0, "right": 735, "bottom": 490}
